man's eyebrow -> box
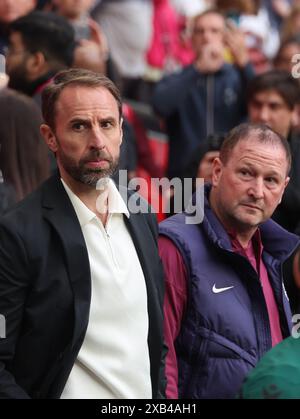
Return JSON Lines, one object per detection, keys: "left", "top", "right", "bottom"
{"left": 69, "top": 117, "right": 89, "bottom": 123}
{"left": 264, "top": 171, "right": 282, "bottom": 178}
{"left": 67, "top": 118, "right": 91, "bottom": 128}
{"left": 100, "top": 116, "right": 118, "bottom": 125}
{"left": 101, "top": 116, "right": 117, "bottom": 121}
{"left": 238, "top": 161, "right": 254, "bottom": 168}
{"left": 239, "top": 161, "right": 282, "bottom": 176}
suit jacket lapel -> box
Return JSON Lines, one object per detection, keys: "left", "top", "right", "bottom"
{"left": 41, "top": 174, "right": 91, "bottom": 350}
{"left": 124, "top": 212, "right": 163, "bottom": 395}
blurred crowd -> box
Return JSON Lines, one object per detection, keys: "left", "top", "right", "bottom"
{"left": 1, "top": 0, "right": 300, "bottom": 229}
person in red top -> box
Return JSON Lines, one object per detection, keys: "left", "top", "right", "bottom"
{"left": 5, "top": 11, "right": 76, "bottom": 105}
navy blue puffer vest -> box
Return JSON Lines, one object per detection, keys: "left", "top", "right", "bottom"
{"left": 159, "top": 186, "right": 298, "bottom": 399}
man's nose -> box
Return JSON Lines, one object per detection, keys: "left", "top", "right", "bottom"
{"left": 258, "top": 106, "right": 271, "bottom": 123}
{"left": 89, "top": 127, "right": 105, "bottom": 149}
{"left": 248, "top": 177, "right": 264, "bottom": 199}
{"left": 203, "top": 31, "right": 212, "bottom": 43}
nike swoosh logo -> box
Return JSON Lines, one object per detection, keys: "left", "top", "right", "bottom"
{"left": 212, "top": 284, "right": 234, "bottom": 294}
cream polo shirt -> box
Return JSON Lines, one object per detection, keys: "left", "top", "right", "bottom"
{"left": 60, "top": 178, "right": 151, "bottom": 399}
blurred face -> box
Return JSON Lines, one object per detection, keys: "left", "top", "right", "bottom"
{"left": 0, "top": 0, "right": 36, "bottom": 24}
{"left": 41, "top": 85, "right": 122, "bottom": 187}
{"left": 248, "top": 90, "right": 294, "bottom": 138}
{"left": 6, "top": 31, "right": 32, "bottom": 94}
{"left": 291, "top": 12, "right": 300, "bottom": 35}
{"left": 192, "top": 12, "right": 225, "bottom": 56}
{"left": 274, "top": 43, "right": 300, "bottom": 73}
{"left": 54, "top": 0, "right": 95, "bottom": 19}
{"left": 210, "top": 137, "right": 289, "bottom": 235}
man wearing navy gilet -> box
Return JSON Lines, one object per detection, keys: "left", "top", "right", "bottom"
{"left": 159, "top": 123, "right": 300, "bottom": 399}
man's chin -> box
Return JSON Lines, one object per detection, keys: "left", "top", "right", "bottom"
{"left": 80, "top": 174, "right": 108, "bottom": 187}
{"left": 79, "top": 168, "right": 115, "bottom": 186}
{"left": 236, "top": 214, "right": 262, "bottom": 228}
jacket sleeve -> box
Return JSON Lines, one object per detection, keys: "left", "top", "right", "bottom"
{"left": 0, "top": 221, "right": 31, "bottom": 398}
{"left": 151, "top": 66, "right": 200, "bottom": 118}
{"left": 158, "top": 236, "right": 188, "bottom": 399}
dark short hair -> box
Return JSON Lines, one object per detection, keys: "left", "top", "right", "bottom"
{"left": 247, "top": 70, "right": 300, "bottom": 110}
{"left": 275, "top": 34, "right": 300, "bottom": 56}
{"left": 10, "top": 11, "right": 76, "bottom": 68}
{"left": 192, "top": 9, "right": 225, "bottom": 32}
{"left": 42, "top": 68, "right": 123, "bottom": 130}
{"left": 220, "top": 123, "right": 292, "bottom": 174}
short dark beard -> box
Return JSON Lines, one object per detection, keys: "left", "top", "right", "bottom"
{"left": 7, "top": 58, "right": 33, "bottom": 95}
{"left": 59, "top": 147, "right": 119, "bottom": 187}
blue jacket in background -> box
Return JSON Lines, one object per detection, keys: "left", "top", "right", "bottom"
{"left": 152, "top": 63, "right": 254, "bottom": 178}
{"left": 159, "top": 185, "right": 299, "bottom": 399}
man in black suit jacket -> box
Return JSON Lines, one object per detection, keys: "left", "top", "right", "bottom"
{"left": 0, "top": 68, "right": 166, "bottom": 399}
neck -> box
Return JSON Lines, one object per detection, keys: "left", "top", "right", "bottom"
{"left": 13, "top": 71, "right": 54, "bottom": 97}
{"left": 234, "top": 231, "right": 255, "bottom": 249}
{"left": 61, "top": 171, "right": 109, "bottom": 226}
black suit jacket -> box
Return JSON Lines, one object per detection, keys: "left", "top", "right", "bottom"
{"left": 0, "top": 174, "right": 166, "bottom": 399}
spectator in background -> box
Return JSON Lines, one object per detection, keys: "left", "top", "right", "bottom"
{"left": 170, "top": 0, "right": 209, "bottom": 17}
{"left": 36, "top": 0, "right": 53, "bottom": 10}
{"left": 0, "top": 88, "right": 50, "bottom": 213}
{"left": 92, "top": 0, "right": 153, "bottom": 101}
{"left": 263, "top": 0, "right": 292, "bottom": 33}
{"left": 4, "top": 10, "right": 76, "bottom": 173}
{"left": 53, "top": 0, "right": 109, "bottom": 75}
{"left": 53, "top": 0, "right": 99, "bottom": 40}
{"left": 247, "top": 70, "right": 300, "bottom": 233}
{"left": 273, "top": 35, "right": 300, "bottom": 74}
{"left": 184, "top": 133, "right": 225, "bottom": 184}
{"left": 5, "top": 11, "right": 76, "bottom": 105}
{"left": 216, "top": 0, "right": 256, "bottom": 14}
{"left": 168, "top": 133, "right": 225, "bottom": 217}
{"left": 152, "top": 9, "right": 254, "bottom": 179}
{"left": 217, "top": 0, "right": 275, "bottom": 72}
{"left": 281, "top": 4, "right": 300, "bottom": 42}
{"left": 0, "top": 55, "right": 9, "bottom": 89}
{"left": 159, "top": 123, "right": 299, "bottom": 399}
{"left": 0, "top": 0, "right": 36, "bottom": 24}
{"left": 0, "top": 0, "right": 36, "bottom": 55}
{"left": 143, "top": 0, "right": 195, "bottom": 102}
{"left": 273, "top": 36, "right": 300, "bottom": 135}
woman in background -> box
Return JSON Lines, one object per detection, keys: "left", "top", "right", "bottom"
{"left": 0, "top": 89, "right": 50, "bottom": 212}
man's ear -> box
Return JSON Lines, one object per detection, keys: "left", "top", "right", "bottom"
{"left": 211, "top": 157, "right": 223, "bottom": 186}
{"left": 278, "top": 176, "right": 290, "bottom": 204}
{"left": 284, "top": 176, "right": 290, "bottom": 189}
{"left": 40, "top": 124, "right": 58, "bottom": 153}
{"left": 26, "top": 51, "right": 47, "bottom": 80}
{"left": 119, "top": 117, "right": 123, "bottom": 145}
{"left": 291, "top": 105, "right": 300, "bottom": 128}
